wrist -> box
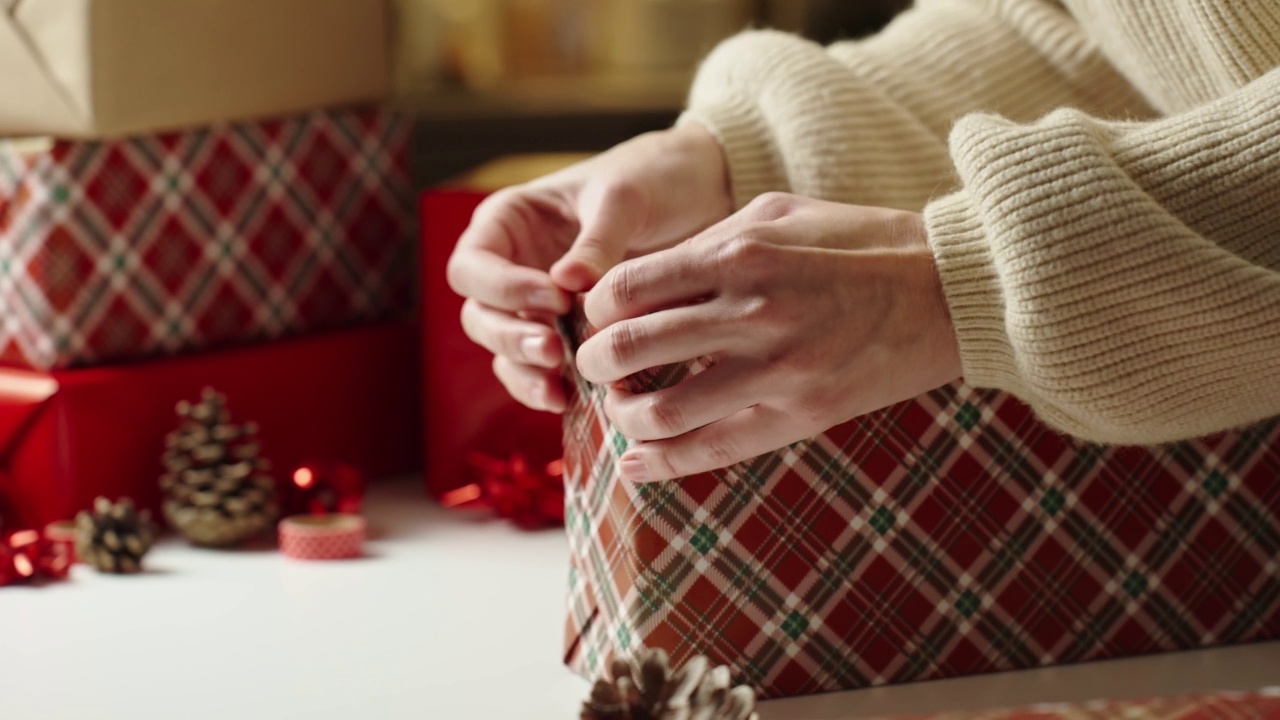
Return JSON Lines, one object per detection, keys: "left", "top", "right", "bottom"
{"left": 664, "top": 123, "right": 734, "bottom": 219}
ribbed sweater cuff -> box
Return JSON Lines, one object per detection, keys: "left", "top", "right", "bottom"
{"left": 677, "top": 100, "right": 787, "bottom": 210}
{"left": 924, "top": 191, "right": 1020, "bottom": 393}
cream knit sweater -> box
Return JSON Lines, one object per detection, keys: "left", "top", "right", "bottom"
{"left": 680, "top": 0, "right": 1280, "bottom": 445}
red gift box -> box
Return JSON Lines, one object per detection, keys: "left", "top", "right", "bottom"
{"left": 0, "top": 322, "right": 422, "bottom": 530}
{"left": 559, "top": 308, "right": 1280, "bottom": 700}
{"left": 418, "top": 156, "right": 587, "bottom": 498}
{"left": 0, "top": 108, "right": 414, "bottom": 370}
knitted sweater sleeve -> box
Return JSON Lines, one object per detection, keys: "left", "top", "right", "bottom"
{"left": 678, "top": 0, "right": 1151, "bottom": 210}
{"left": 927, "top": 68, "right": 1280, "bottom": 444}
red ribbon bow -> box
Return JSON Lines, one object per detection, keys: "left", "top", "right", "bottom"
{"left": 441, "top": 452, "right": 566, "bottom": 530}
{"left": 1, "top": 529, "right": 71, "bottom": 586}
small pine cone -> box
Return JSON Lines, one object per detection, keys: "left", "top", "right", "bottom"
{"left": 581, "top": 649, "right": 759, "bottom": 720}
{"left": 160, "top": 388, "right": 277, "bottom": 548}
{"left": 75, "top": 497, "right": 157, "bottom": 574}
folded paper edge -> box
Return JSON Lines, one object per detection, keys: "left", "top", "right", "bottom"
{"left": 0, "top": 3, "right": 88, "bottom": 135}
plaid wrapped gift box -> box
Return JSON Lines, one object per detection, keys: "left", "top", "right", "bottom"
{"left": 559, "top": 311, "right": 1280, "bottom": 699}
{"left": 0, "top": 108, "right": 413, "bottom": 370}
{"left": 895, "top": 688, "right": 1280, "bottom": 720}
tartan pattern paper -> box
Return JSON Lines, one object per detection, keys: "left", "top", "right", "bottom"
{"left": 559, "top": 311, "right": 1280, "bottom": 700}
{"left": 0, "top": 109, "right": 414, "bottom": 369}
{"left": 895, "top": 688, "right": 1280, "bottom": 719}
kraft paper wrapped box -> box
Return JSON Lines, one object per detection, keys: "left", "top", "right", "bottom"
{"left": 0, "top": 108, "right": 414, "bottom": 370}
{"left": 559, "top": 309, "right": 1280, "bottom": 699}
{"left": 0, "top": 322, "right": 422, "bottom": 531}
{"left": 0, "top": 0, "right": 388, "bottom": 139}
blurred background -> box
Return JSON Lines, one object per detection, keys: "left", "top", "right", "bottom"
{"left": 394, "top": 0, "right": 910, "bottom": 185}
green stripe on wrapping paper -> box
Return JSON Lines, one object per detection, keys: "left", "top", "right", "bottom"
{"left": 689, "top": 525, "right": 717, "bottom": 555}
{"left": 1224, "top": 580, "right": 1280, "bottom": 641}
{"left": 1202, "top": 471, "right": 1229, "bottom": 499}
{"left": 616, "top": 623, "right": 632, "bottom": 651}
{"left": 1040, "top": 489, "right": 1066, "bottom": 516}
{"left": 708, "top": 543, "right": 790, "bottom": 617}
{"left": 954, "top": 591, "right": 980, "bottom": 618}
{"left": 869, "top": 507, "right": 896, "bottom": 535}
{"left": 974, "top": 612, "right": 1039, "bottom": 669}
{"left": 609, "top": 429, "right": 629, "bottom": 457}
{"left": 1142, "top": 502, "right": 1201, "bottom": 573}
{"left": 1122, "top": 571, "right": 1148, "bottom": 598}
{"left": 780, "top": 610, "right": 808, "bottom": 639}
{"left": 1143, "top": 592, "right": 1201, "bottom": 648}
{"left": 1228, "top": 497, "right": 1280, "bottom": 555}
{"left": 954, "top": 403, "right": 981, "bottom": 431}
{"left": 634, "top": 480, "right": 685, "bottom": 522}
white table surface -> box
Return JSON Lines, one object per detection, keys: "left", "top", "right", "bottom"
{"left": 2, "top": 477, "right": 1277, "bottom": 720}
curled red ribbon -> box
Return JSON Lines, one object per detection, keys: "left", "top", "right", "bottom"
{"left": 1, "top": 529, "right": 71, "bottom": 587}
{"left": 440, "top": 452, "right": 566, "bottom": 530}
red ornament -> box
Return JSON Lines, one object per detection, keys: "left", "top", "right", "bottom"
{"left": 281, "top": 461, "right": 366, "bottom": 517}
{"left": 1, "top": 528, "right": 71, "bottom": 586}
{"left": 44, "top": 520, "right": 79, "bottom": 563}
{"left": 440, "top": 452, "right": 565, "bottom": 530}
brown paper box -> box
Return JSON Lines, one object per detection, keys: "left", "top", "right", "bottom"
{"left": 0, "top": 0, "right": 389, "bottom": 139}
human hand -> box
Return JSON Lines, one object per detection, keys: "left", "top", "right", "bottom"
{"left": 575, "top": 193, "right": 962, "bottom": 483}
{"left": 446, "top": 124, "right": 732, "bottom": 413}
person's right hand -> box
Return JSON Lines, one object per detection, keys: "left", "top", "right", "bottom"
{"left": 446, "top": 123, "right": 733, "bottom": 413}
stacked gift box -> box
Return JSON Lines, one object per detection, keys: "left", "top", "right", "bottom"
{"left": 0, "top": 0, "right": 421, "bottom": 531}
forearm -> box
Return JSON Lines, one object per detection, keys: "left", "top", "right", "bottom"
{"left": 926, "top": 67, "right": 1280, "bottom": 444}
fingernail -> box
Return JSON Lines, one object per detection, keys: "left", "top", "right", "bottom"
{"left": 521, "top": 335, "right": 545, "bottom": 363}
{"left": 619, "top": 456, "right": 650, "bottom": 484}
{"left": 530, "top": 288, "right": 564, "bottom": 312}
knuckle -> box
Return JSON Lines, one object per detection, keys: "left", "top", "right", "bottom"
{"left": 715, "top": 233, "right": 772, "bottom": 276}
{"left": 607, "top": 321, "right": 644, "bottom": 368}
{"left": 745, "top": 192, "right": 797, "bottom": 222}
{"left": 704, "top": 434, "right": 742, "bottom": 468}
{"left": 607, "top": 263, "right": 638, "bottom": 309}
{"left": 476, "top": 186, "right": 521, "bottom": 217}
{"left": 645, "top": 394, "right": 684, "bottom": 437}
{"left": 594, "top": 178, "right": 646, "bottom": 211}
{"left": 790, "top": 388, "right": 833, "bottom": 428}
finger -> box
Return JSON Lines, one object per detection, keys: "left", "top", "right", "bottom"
{"left": 604, "top": 360, "right": 767, "bottom": 442}
{"left": 492, "top": 356, "right": 567, "bottom": 413}
{"left": 550, "top": 184, "right": 646, "bottom": 293}
{"left": 448, "top": 191, "right": 571, "bottom": 313}
{"left": 617, "top": 405, "right": 807, "bottom": 483}
{"left": 582, "top": 244, "right": 719, "bottom": 329}
{"left": 575, "top": 302, "right": 731, "bottom": 384}
{"left": 447, "top": 246, "right": 569, "bottom": 315}
{"left": 460, "top": 300, "right": 564, "bottom": 369}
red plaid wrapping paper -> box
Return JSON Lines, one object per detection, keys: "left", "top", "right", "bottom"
{"left": 558, "top": 311, "right": 1280, "bottom": 699}
{"left": 895, "top": 688, "right": 1280, "bottom": 719}
{"left": 0, "top": 108, "right": 414, "bottom": 370}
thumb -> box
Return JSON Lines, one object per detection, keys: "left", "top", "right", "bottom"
{"left": 550, "top": 185, "right": 645, "bottom": 293}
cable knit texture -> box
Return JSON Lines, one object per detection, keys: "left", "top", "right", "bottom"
{"left": 682, "top": 0, "right": 1280, "bottom": 445}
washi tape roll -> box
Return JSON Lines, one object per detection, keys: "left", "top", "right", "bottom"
{"left": 44, "top": 520, "right": 79, "bottom": 563}
{"left": 278, "top": 514, "right": 365, "bottom": 560}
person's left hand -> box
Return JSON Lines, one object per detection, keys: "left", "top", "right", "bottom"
{"left": 575, "top": 192, "right": 963, "bottom": 483}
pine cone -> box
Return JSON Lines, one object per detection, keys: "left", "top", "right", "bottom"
{"left": 75, "top": 497, "right": 157, "bottom": 574}
{"left": 159, "top": 388, "right": 277, "bottom": 547}
{"left": 581, "top": 649, "right": 759, "bottom": 720}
